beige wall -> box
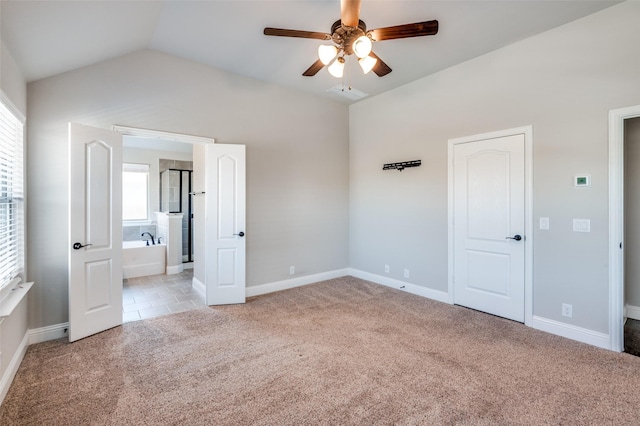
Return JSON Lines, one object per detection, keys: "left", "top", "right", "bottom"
{"left": 26, "top": 49, "right": 350, "bottom": 329}
{"left": 349, "top": 1, "right": 640, "bottom": 334}
{"left": 1, "top": 41, "right": 27, "bottom": 115}
{"left": 625, "top": 117, "right": 640, "bottom": 308}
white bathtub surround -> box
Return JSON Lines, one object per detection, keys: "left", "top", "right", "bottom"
{"left": 122, "top": 240, "right": 167, "bottom": 279}
{"left": 156, "top": 212, "right": 184, "bottom": 274}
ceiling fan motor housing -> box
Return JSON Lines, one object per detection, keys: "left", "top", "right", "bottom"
{"left": 331, "top": 19, "right": 368, "bottom": 55}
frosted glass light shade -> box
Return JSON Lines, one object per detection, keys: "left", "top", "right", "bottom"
{"left": 353, "top": 36, "right": 372, "bottom": 59}
{"left": 318, "top": 45, "right": 338, "bottom": 65}
{"left": 328, "top": 57, "right": 345, "bottom": 78}
{"left": 358, "top": 55, "right": 378, "bottom": 74}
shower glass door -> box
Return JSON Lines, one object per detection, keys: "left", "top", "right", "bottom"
{"left": 160, "top": 168, "right": 194, "bottom": 263}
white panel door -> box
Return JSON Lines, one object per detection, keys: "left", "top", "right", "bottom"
{"left": 68, "top": 123, "right": 122, "bottom": 342}
{"left": 453, "top": 134, "right": 525, "bottom": 322}
{"left": 205, "top": 144, "right": 246, "bottom": 305}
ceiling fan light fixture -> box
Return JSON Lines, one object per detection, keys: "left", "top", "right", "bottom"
{"left": 318, "top": 44, "right": 338, "bottom": 65}
{"left": 353, "top": 35, "right": 372, "bottom": 58}
{"left": 328, "top": 56, "right": 346, "bottom": 78}
{"left": 358, "top": 55, "right": 378, "bottom": 74}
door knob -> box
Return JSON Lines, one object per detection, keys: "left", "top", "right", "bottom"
{"left": 234, "top": 232, "right": 245, "bottom": 237}
{"left": 505, "top": 235, "right": 522, "bottom": 241}
{"left": 73, "top": 242, "right": 92, "bottom": 250}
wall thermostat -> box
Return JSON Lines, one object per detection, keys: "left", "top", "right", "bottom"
{"left": 575, "top": 175, "right": 591, "bottom": 187}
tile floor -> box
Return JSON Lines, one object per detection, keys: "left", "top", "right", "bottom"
{"left": 122, "top": 269, "right": 205, "bottom": 323}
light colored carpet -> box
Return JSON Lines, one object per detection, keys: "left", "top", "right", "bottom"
{"left": 2, "top": 276, "right": 640, "bottom": 425}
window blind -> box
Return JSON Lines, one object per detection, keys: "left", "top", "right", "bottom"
{"left": 0, "top": 100, "right": 24, "bottom": 289}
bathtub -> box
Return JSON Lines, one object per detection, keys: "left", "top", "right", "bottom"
{"left": 122, "top": 240, "right": 166, "bottom": 279}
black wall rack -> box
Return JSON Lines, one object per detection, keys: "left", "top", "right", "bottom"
{"left": 382, "top": 160, "right": 421, "bottom": 171}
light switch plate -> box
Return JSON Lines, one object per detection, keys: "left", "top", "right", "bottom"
{"left": 573, "top": 218, "right": 591, "bottom": 232}
{"left": 539, "top": 217, "right": 549, "bottom": 230}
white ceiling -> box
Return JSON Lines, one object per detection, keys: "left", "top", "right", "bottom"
{"left": 1, "top": 0, "right": 620, "bottom": 104}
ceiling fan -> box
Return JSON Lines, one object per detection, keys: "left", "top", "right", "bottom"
{"left": 263, "top": 0, "right": 438, "bottom": 78}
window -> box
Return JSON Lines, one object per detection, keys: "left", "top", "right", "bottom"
{"left": 122, "top": 163, "right": 149, "bottom": 221}
{"left": 0, "top": 98, "right": 25, "bottom": 290}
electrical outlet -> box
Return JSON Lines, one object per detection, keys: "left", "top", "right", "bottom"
{"left": 562, "top": 303, "right": 573, "bottom": 318}
{"left": 404, "top": 269, "right": 410, "bottom": 278}
{"left": 289, "top": 266, "right": 295, "bottom": 275}
{"left": 384, "top": 265, "right": 390, "bottom": 273}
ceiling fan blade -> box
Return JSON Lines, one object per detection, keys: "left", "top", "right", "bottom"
{"left": 369, "top": 52, "right": 392, "bottom": 77}
{"left": 264, "top": 27, "right": 332, "bottom": 40}
{"left": 302, "top": 59, "right": 325, "bottom": 77}
{"left": 341, "top": 0, "right": 361, "bottom": 28}
{"left": 369, "top": 20, "right": 439, "bottom": 41}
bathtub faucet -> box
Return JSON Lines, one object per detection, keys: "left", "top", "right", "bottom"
{"left": 141, "top": 232, "right": 155, "bottom": 245}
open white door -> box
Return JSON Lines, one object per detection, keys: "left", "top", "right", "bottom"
{"left": 69, "top": 123, "right": 122, "bottom": 342}
{"left": 204, "top": 144, "right": 246, "bottom": 305}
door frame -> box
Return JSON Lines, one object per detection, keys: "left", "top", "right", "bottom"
{"left": 608, "top": 104, "right": 640, "bottom": 352}
{"left": 447, "top": 125, "right": 534, "bottom": 326}
{"left": 112, "top": 125, "right": 215, "bottom": 146}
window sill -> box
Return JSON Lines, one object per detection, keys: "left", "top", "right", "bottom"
{"left": 0, "top": 281, "right": 33, "bottom": 317}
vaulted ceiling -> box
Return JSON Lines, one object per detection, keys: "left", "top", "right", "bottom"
{"left": 1, "top": 0, "right": 619, "bottom": 103}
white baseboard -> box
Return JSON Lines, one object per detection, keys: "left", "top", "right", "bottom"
{"left": 246, "top": 268, "right": 350, "bottom": 298}
{"left": 166, "top": 264, "right": 184, "bottom": 275}
{"left": 625, "top": 304, "right": 640, "bottom": 321}
{"left": 0, "top": 332, "right": 28, "bottom": 406}
{"left": 531, "top": 316, "right": 610, "bottom": 350}
{"left": 348, "top": 268, "right": 450, "bottom": 304}
{"left": 192, "top": 276, "right": 205, "bottom": 297}
{"left": 28, "top": 322, "right": 69, "bottom": 345}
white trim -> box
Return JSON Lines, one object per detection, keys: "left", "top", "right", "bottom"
{"left": 609, "top": 104, "right": 640, "bottom": 352}
{"left": 166, "top": 264, "right": 184, "bottom": 275}
{"left": 28, "top": 322, "right": 69, "bottom": 345}
{"left": 192, "top": 276, "right": 205, "bottom": 297}
{"left": 0, "top": 331, "right": 28, "bottom": 406}
{"left": 626, "top": 305, "right": 640, "bottom": 321}
{"left": 246, "top": 269, "right": 350, "bottom": 298}
{"left": 0, "top": 281, "right": 32, "bottom": 317}
{"left": 531, "top": 316, "right": 610, "bottom": 350}
{"left": 112, "top": 125, "right": 214, "bottom": 145}
{"left": 348, "top": 268, "right": 449, "bottom": 303}
{"left": 447, "top": 126, "right": 534, "bottom": 326}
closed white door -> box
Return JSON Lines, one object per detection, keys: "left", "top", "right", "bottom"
{"left": 68, "top": 123, "right": 122, "bottom": 342}
{"left": 452, "top": 134, "right": 525, "bottom": 322}
{"left": 205, "top": 144, "right": 246, "bottom": 305}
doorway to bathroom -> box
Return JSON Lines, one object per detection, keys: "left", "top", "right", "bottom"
{"left": 69, "top": 123, "right": 246, "bottom": 340}
{"left": 121, "top": 135, "right": 200, "bottom": 322}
